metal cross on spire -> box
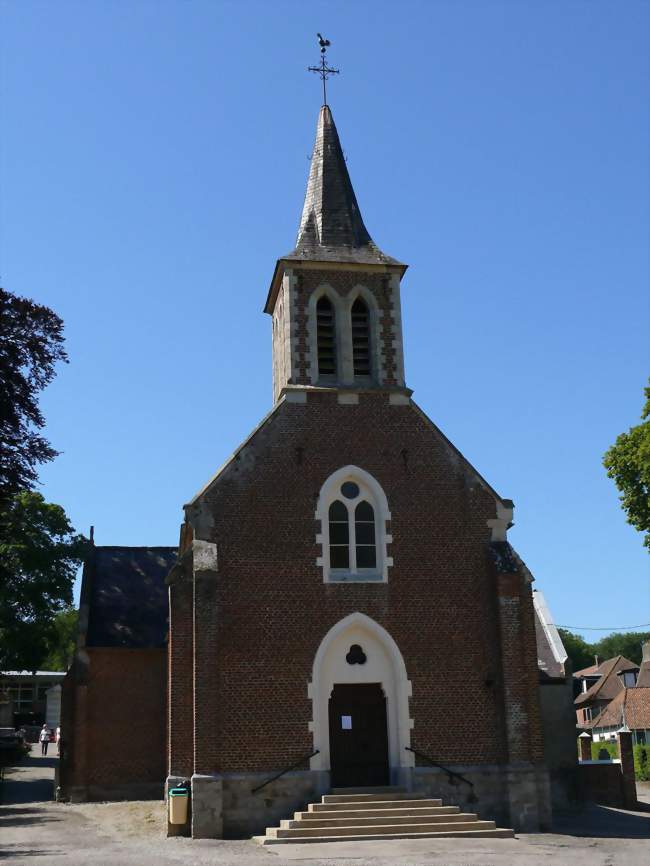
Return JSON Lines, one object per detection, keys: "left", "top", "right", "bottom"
{"left": 308, "top": 33, "right": 339, "bottom": 106}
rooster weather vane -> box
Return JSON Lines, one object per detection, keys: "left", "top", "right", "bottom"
{"left": 308, "top": 33, "right": 339, "bottom": 106}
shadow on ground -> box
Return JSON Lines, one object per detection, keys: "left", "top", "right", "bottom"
{"left": 553, "top": 802, "right": 650, "bottom": 839}
{"left": 0, "top": 752, "right": 56, "bottom": 805}
{"left": 0, "top": 847, "right": 61, "bottom": 859}
{"left": 0, "top": 805, "right": 64, "bottom": 828}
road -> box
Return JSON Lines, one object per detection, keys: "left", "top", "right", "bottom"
{"left": 1, "top": 746, "right": 650, "bottom": 865}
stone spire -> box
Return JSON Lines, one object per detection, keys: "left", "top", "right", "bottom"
{"left": 286, "top": 105, "right": 403, "bottom": 267}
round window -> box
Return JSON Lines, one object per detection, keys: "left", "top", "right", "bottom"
{"left": 341, "top": 481, "right": 360, "bottom": 499}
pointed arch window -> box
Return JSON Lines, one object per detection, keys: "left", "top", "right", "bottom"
{"left": 328, "top": 500, "right": 350, "bottom": 568}
{"left": 316, "top": 296, "right": 337, "bottom": 377}
{"left": 317, "top": 468, "right": 392, "bottom": 582}
{"left": 351, "top": 298, "right": 371, "bottom": 378}
{"left": 354, "top": 501, "right": 376, "bottom": 568}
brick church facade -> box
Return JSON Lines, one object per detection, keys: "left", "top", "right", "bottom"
{"left": 165, "top": 104, "right": 552, "bottom": 837}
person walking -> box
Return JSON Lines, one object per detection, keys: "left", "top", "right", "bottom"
{"left": 39, "top": 724, "right": 50, "bottom": 756}
{"left": 55, "top": 726, "right": 61, "bottom": 756}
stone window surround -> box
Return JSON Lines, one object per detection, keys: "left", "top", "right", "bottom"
{"left": 307, "top": 284, "right": 383, "bottom": 386}
{"left": 316, "top": 465, "right": 393, "bottom": 583}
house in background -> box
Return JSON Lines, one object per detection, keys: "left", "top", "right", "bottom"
{"left": 589, "top": 687, "right": 650, "bottom": 745}
{"left": 574, "top": 656, "right": 639, "bottom": 729}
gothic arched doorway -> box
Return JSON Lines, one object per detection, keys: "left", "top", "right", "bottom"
{"left": 308, "top": 612, "right": 414, "bottom": 785}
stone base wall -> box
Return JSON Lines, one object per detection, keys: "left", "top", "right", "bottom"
{"left": 66, "top": 781, "right": 164, "bottom": 803}
{"left": 181, "top": 762, "right": 550, "bottom": 838}
{"left": 411, "top": 762, "right": 551, "bottom": 833}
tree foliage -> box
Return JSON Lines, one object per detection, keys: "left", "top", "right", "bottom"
{"left": 0, "top": 492, "right": 87, "bottom": 672}
{"left": 0, "top": 287, "right": 67, "bottom": 501}
{"left": 40, "top": 607, "right": 79, "bottom": 672}
{"left": 559, "top": 627, "right": 650, "bottom": 672}
{"left": 603, "top": 379, "right": 650, "bottom": 550}
{"left": 558, "top": 628, "right": 595, "bottom": 672}
{"left": 594, "top": 631, "right": 650, "bottom": 666}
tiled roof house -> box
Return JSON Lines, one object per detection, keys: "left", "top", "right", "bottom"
{"left": 574, "top": 655, "right": 639, "bottom": 729}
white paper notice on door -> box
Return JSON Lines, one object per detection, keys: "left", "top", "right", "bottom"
{"left": 341, "top": 715, "right": 352, "bottom": 730}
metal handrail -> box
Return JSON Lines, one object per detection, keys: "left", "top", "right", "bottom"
{"left": 405, "top": 746, "right": 475, "bottom": 790}
{"left": 251, "top": 749, "right": 320, "bottom": 795}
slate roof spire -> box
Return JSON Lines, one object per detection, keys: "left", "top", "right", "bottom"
{"left": 286, "top": 105, "right": 403, "bottom": 268}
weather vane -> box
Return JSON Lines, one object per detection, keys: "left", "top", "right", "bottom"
{"left": 308, "top": 33, "right": 339, "bottom": 106}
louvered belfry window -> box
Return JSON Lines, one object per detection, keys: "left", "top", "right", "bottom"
{"left": 351, "top": 298, "right": 371, "bottom": 377}
{"left": 316, "top": 296, "right": 337, "bottom": 377}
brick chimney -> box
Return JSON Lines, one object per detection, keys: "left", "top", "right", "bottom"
{"left": 642, "top": 640, "right": 650, "bottom": 664}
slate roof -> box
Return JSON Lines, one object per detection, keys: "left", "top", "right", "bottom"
{"left": 83, "top": 546, "right": 177, "bottom": 649}
{"left": 574, "top": 655, "right": 639, "bottom": 705}
{"left": 590, "top": 687, "right": 650, "bottom": 731}
{"left": 283, "top": 105, "right": 405, "bottom": 269}
{"left": 488, "top": 541, "right": 520, "bottom": 574}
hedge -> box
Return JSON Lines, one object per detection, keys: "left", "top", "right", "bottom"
{"left": 634, "top": 744, "right": 650, "bottom": 781}
{"left": 590, "top": 740, "right": 619, "bottom": 760}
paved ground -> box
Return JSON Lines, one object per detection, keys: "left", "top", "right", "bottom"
{"left": 1, "top": 747, "right": 650, "bottom": 865}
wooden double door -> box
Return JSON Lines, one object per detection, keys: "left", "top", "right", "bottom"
{"left": 328, "top": 683, "right": 390, "bottom": 788}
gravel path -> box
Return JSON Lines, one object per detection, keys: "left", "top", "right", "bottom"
{"left": 1, "top": 747, "right": 649, "bottom": 865}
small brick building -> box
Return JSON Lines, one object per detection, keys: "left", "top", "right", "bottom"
{"left": 167, "top": 104, "right": 553, "bottom": 837}
{"left": 60, "top": 545, "right": 176, "bottom": 801}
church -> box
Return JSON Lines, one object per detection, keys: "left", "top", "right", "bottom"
{"left": 61, "top": 79, "right": 568, "bottom": 841}
{"left": 165, "top": 99, "right": 553, "bottom": 838}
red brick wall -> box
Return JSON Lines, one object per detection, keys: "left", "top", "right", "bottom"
{"left": 63, "top": 648, "right": 166, "bottom": 795}
{"left": 168, "top": 582, "right": 193, "bottom": 778}
{"left": 181, "top": 391, "right": 542, "bottom": 775}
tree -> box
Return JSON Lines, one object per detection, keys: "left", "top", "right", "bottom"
{"left": 0, "top": 492, "right": 87, "bottom": 672}
{"left": 593, "top": 631, "right": 650, "bottom": 667}
{"left": 40, "top": 607, "right": 79, "bottom": 672}
{"left": 558, "top": 628, "right": 595, "bottom": 673}
{"left": 0, "top": 287, "right": 67, "bottom": 502}
{"left": 558, "top": 628, "right": 650, "bottom": 672}
{"left": 603, "top": 379, "right": 650, "bottom": 550}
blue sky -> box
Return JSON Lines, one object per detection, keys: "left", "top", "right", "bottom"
{"left": 1, "top": 1, "right": 648, "bottom": 636}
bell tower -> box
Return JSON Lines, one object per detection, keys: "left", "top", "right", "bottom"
{"left": 264, "top": 105, "right": 410, "bottom": 403}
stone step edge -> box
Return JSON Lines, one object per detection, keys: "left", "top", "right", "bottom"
{"left": 323, "top": 792, "right": 425, "bottom": 802}
{"left": 255, "top": 828, "right": 516, "bottom": 845}
{"left": 268, "top": 820, "right": 496, "bottom": 838}
{"left": 281, "top": 812, "right": 479, "bottom": 828}
{"left": 329, "top": 787, "right": 406, "bottom": 795}
{"left": 295, "top": 806, "right": 461, "bottom": 820}
{"left": 310, "top": 798, "right": 442, "bottom": 811}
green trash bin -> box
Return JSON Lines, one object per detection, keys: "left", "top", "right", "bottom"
{"left": 169, "top": 787, "right": 189, "bottom": 825}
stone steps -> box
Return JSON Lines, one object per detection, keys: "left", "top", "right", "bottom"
{"left": 256, "top": 787, "right": 515, "bottom": 845}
